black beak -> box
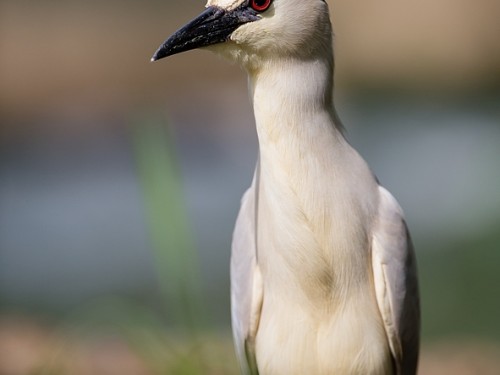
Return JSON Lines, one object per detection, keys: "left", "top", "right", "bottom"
{"left": 151, "top": 5, "right": 259, "bottom": 62}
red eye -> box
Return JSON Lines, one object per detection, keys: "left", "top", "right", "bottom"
{"left": 250, "top": 0, "right": 272, "bottom": 12}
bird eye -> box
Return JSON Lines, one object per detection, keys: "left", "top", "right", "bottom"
{"left": 250, "top": 0, "right": 272, "bottom": 12}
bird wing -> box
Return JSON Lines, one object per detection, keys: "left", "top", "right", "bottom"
{"left": 372, "top": 186, "right": 420, "bottom": 375}
{"left": 230, "top": 169, "right": 263, "bottom": 375}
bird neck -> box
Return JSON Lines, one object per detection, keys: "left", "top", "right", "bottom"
{"left": 248, "top": 56, "right": 345, "bottom": 160}
{"left": 246, "top": 56, "right": 378, "bottom": 303}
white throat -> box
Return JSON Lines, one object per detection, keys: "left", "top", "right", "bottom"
{"left": 248, "top": 56, "right": 346, "bottom": 186}
{"left": 247, "top": 52, "right": 345, "bottom": 158}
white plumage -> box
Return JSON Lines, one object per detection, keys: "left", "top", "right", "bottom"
{"left": 152, "top": 1, "right": 420, "bottom": 374}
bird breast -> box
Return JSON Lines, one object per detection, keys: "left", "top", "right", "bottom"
{"left": 253, "top": 150, "right": 392, "bottom": 374}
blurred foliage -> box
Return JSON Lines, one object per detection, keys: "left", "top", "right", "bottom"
{"left": 420, "top": 227, "right": 500, "bottom": 340}
{"left": 131, "top": 114, "right": 205, "bottom": 331}
{"left": 51, "top": 299, "right": 237, "bottom": 375}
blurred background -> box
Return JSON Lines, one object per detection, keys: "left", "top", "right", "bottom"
{"left": 1, "top": 0, "right": 499, "bottom": 374}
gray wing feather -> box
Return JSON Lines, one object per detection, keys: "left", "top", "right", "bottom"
{"left": 372, "top": 186, "right": 420, "bottom": 375}
{"left": 231, "top": 172, "right": 263, "bottom": 375}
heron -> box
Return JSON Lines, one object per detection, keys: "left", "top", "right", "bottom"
{"left": 151, "top": 0, "right": 420, "bottom": 374}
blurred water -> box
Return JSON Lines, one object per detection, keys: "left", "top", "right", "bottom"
{"left": 0, "top": 126, "right": 155, "bottom": 311}
{"left": 1, "top": 97, "right": 499, "bottom": 339}
{"left": 341, "top": 97, "right": 500, "bottom": 243}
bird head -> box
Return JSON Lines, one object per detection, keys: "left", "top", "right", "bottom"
{"left": 151, "top": 0, "right": 332, "bottom": 70}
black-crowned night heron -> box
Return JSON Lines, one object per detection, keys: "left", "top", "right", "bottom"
{"left": 152, "top": 1, "right": 420, "bottom": 374}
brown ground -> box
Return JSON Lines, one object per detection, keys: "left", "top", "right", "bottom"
{"left": 1, "top": 316, "right": 499, "bottom": 375}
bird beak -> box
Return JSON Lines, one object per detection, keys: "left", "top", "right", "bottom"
{"left": 151, "top": 6, "right": 259, "bottom": 62}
